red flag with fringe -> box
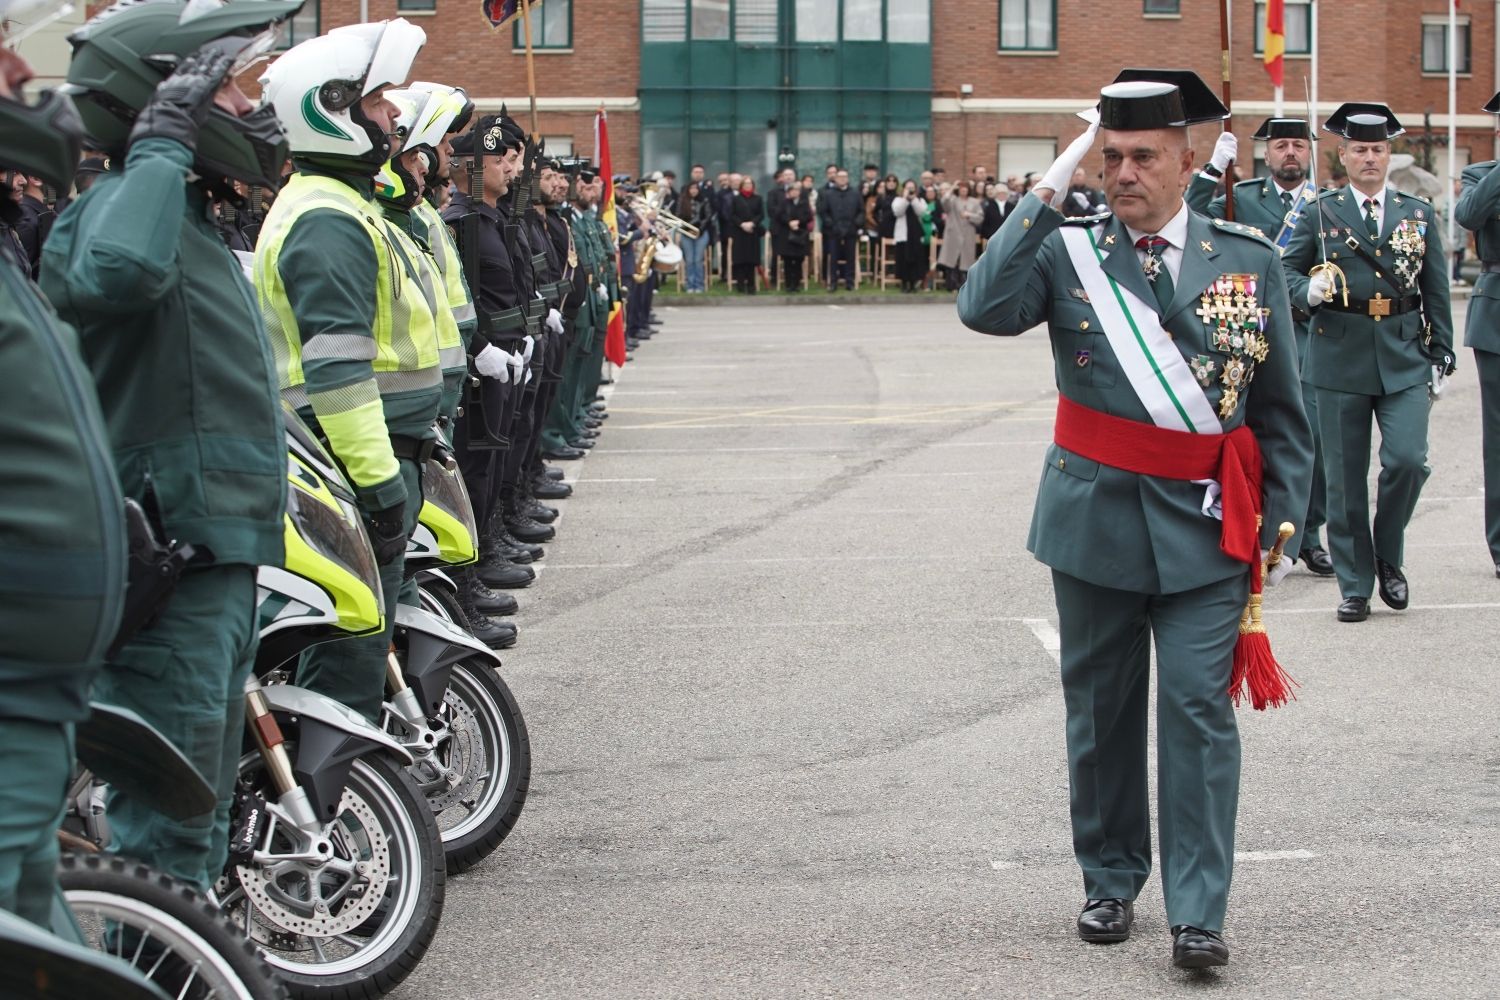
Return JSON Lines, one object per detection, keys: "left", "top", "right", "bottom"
{"left": 596, "top": 108, "right": 628, "bottom": 366}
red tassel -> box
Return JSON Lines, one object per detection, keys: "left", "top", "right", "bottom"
{"left": 1229, "top": 595, "right": 1299, "bottom": 710}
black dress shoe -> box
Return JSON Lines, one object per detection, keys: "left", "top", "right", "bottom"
{"left": 472, "top": 581, "right": 519, "bottom": 616}
{"left": 1171, "top": 926, "right": 1229, "bottom": 969}
{"left": 532, "top": 477, "right": 572, "bottom": 500}
{"left": 544, "top": 446, "right": 585, "bottom": 460}
{"left": 477, "top": 559, "right": 534, "bottom": 590}
{"left": 584, "top": 418, "right": 602, "bottom": 429}
{"left": 469, "top": 614, "right": 518, "bottom": 650}
{"left": 1299, "top": 545, "right": 1335, "bottom": 577}
{"left": 1337, "top": 596, "right": 1370, "bottom": 622}
{"left": 506, "top": 512, "right": 555, "bottom": 544}
{"left": 1494, "top": 562, "right": 1500, "bottom": 579}
{"left": 542, "top": 465, "right": 566, "bottom": 480}
{"left": 1077, "top": 898, "right": 1133, "bottom": 943}
{"left": 567, "top": 438, "right": 595, "bottom": 450}
{"left": 1376, "top": 558, "right": 1408, "bottom": 610}
{"left": 522, "top": 499, "right": 557, "bottom": 523}
{"left": 498, "top": 529, "right": 544, "bottom": 562}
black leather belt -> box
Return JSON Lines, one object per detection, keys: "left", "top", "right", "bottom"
{"left": 389, "top": 435, "right": 437, "bottom": 464}
{"left": 1322, "top": 293, "right": 1422, "bottom": 318}
{"left": 1481, "top": 261, "right": 1500, "bottom": 274}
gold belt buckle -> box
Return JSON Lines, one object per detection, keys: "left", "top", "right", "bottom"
{"left": 1368, "top": 292, "right": 1391, "bottom": 318}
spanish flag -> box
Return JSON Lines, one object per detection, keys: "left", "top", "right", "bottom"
{"left": 1263, "top": 0, "right": 1285, "bottom": 88}
{"left": 595, "top": 108, "right": 628, "bottom": 367}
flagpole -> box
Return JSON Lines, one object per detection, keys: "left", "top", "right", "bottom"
{"left": 1309, "top": 0, "right": 1318, "bottom": 136}
{"left": 518, "top": 0, "right": 540, "bottom": 137}
{"left": 1448, "top": 0, "right": 1458, "bottom": 268}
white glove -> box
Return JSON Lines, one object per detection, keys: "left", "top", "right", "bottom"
{"left": 1036, "top": 123, "right": 1099, "bottom": 206}
{"left": 596, "top": 285, "right": 609, "bottom": 304}
{"left": 507, "top": 350, "right": 525, "bottom": 384}
{"left": 1307, "top": 270, "right": 1335, "bottom": 307}
{"left": 1430, "top": 365, "right": 1449, "bottom": 400}
{"left": 521, "top": 335, "right": 535, "bottom": 366}
{"left": 1209, "top": 131, "right": 1238, "bottom": 174}
{"left": 474, "top": 344, "right": 510, "bottom": 382}
{"left": 1262, "top": 549, "right": 1295, "bottom": 587}
{"left": 545, "top": 308, "right": 564, "bottom": 334}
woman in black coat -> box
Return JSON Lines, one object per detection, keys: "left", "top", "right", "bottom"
{"left": 978, "top": 180, "right": 1006, "bottom": 240}
{"left": 772, "top": 184, "right": 814, "bottom": 291}
{"left": 729, "top": 177, "right": 765, "bottom": 294}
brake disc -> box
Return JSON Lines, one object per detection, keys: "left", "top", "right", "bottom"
{"left": 233, "top": 784, "right": 391, "bottom": 937}
{"left": 426, "top": 688, "right": 486, "bottom": 814}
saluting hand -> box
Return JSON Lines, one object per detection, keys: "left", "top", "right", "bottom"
{"left": 128, "top": 36, "right": 244, "bottom": 153}
{"left": 1034, "top": 123, "right": 1099, "bottom": 208}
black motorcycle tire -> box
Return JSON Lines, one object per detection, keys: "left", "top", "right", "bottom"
{"left": 60, "top": 851, "right": 289, "bottom": 1000}
{"left": 223, "top": 752, "right": 444, "bottom": 1000}
{"left": 436, "top": 657, "right": 532, "bottom": 874}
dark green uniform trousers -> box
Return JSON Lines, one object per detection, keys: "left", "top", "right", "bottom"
{"left": 298, "top": 458, "right": 421, "bottom": 722}
{"left": 1302, "top": 381, "right": 1327, "bottom": 541}
{"left": 1053, "top": 569, "right": 1247, "bottom": 933}
{"left": 0, "top": 721, "right": 71, "bottom": 926}
{"left": 94, "top": 565, "right": 257, "bottom": 890}
{"left": 1475, "top": 350, "right": 1500, "bottom": 564}
{"left": 1317, "top": 384, "right": 1431, "bottom": 599}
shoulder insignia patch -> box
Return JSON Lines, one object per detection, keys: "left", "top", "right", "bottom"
{"left": 1059, "top": 211, "right": 1112, "bottom": 228}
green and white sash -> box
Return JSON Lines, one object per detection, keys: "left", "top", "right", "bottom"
{"left": 1058, "top": 223, "right": 1219, "bottom": 435}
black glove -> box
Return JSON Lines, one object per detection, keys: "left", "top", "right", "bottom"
{"left": 364, "top": 501, "right": 409, "bottom": 566}
{"left": 1439, "top": 352, "right": 1457, "bottom": 377}
{"left": 128, "top": 37, "right": 241, "bottom": 153}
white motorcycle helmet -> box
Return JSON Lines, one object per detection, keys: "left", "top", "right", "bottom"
{"left": 374, "top": 83, "right": 470, "bottom": 206}
{"left": 398, "top": 83, "right": 472, "bottom": 151}
{"left": 259, "top": 17, "right": 426, "bottom": 168}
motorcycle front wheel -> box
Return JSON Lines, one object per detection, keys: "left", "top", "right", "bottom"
{"left": 61, "top": 851, "right": 289, "bottom": 1000}
{"left": 217, "top": 751, "right": 444, "bottom": 1000}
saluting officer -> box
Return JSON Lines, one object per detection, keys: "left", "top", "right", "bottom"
{"left": 1283, "top": 104, "right": 1455, "bottom": 622}
{"left": 1454, "top": 90, "right": 1500, "bottom": 579}
{"left": 958, "top": 70, "right": 1312, "bottom": 969}
{"left": 1187, "top": 118, "right": 1335, "bottom": 576}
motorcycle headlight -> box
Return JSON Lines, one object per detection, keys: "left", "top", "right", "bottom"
{"left": 415, "top": 457, "right": 478, "bottom": 565}
{"left": 283, "top": 454, "right": 383, "bottom": 634}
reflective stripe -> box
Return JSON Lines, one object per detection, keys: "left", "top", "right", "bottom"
{"left": 303, "top": 333, "right": 380, "bottom": 362}
{"left": 451, "top": 301, "right": 477, "bottom": 324}
{"left": 306, "top": 376, "right": 381, "bottom": 416}
{"left": 374, "top": 366, "right": 442, "bottom": 393}
{"left": 439, "top": 344, "right": 467, "bottom": 373}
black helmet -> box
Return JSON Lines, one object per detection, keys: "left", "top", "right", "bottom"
{"left": 62, "top": 0, "right": 305, "bottom": 189}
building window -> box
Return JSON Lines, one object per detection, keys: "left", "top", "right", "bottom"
{"left": 885, "top": 131, "right": 927, "bottom": 184}
{"left": 542, "top": 136, "right": 574, "bottom": 157}
{"left": 1144, "top": 0, "right": 1179, "bottom": 13}
{"left": 1253, "top": 0, "right": 1311, "bottom": 55}
{"left": 691, "top": 0, "right": 729, "bottom": 40}
{"left": 794, "top": 0, "right": 837, "bottom": 41}
{"left": 1422, "top": 16, "right": 1472, "bottom": 74}
{"left": 735, "top": 0, "right": 777, "bottom": 42}
{"left": 887, "top": 3, "right": 929, "bottom": 43}
{"left": 514, "top": 0, "right": 571, "bottom": 47}
{"left": 397, "top": 0, "right": 435, "bottom": 12}
{"left": 999, "top": 0, "right": 1055, "bottom": 52}
{"left": 643, "top": 0, "right": 687, "bottom": 42}
{"left": 843, "top": 0, "right": 881, "bottom": 40}
{"left": 274, "top": 0, "right": 318, "bottom": 50}
{"left": 996, "top": 137, "right": 1057, "bottom": 189}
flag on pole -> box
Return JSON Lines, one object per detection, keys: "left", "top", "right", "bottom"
{"left": 1263, "top": 0, "right": 1285, "bottom": 88}
{"left": 483, "top": 0, "right": 542, "bottom": 30}
{"left": 596, "top": 107, "right": 628, "bottom": 367}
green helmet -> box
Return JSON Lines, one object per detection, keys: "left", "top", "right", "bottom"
{"left": 62, "top": 0, "right": 304, "bottom": 189}
{"left": 0, "top": 0, "right": 87, "bottom": 192}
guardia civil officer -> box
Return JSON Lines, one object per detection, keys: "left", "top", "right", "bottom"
{"left": 1283, "top": 105, "right": 1455, "bottom": 622}
{"left": 253, "top": 18, "right": 439, "bottom": 721}
{"left": 957, "top": 70, "right": 1313, "bottom": 968}
{"left": 1187, "top": 118, "right": 1336, "bottom": 576}
{"left": 0, "top": 5, "right": 124, "bottom": 925}
{"left": 42, "top": 0, "right": 296, "bottom": 890}
{"left": 1454, "top": 91, "right": 1500, "bottom": 579}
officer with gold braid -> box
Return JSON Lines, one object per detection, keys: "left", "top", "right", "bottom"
{"left": 958, "top": 69, "right": 1312, "bottom": 969}
{"left": 253, "top": 19, "right": 441, "bottom": 721}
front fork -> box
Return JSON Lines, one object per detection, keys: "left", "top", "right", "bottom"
{"left": 243, "top": 675, "right": 321, "bottom": 835}
{"left": 384, "top": 648, "right": 453, "bottom": 794}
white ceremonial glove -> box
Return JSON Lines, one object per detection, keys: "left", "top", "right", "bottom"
{"left": 1035, "top": 123, "right": 1099, "bottom": 206}
{"left": 1262, "top": 549, "right": 1295, "bottom": 587}
{"left": 596, "top": 285, "right": 609, "bottom": 304}
{"left": 546, "top": 308, "right": 564, "bottom": 335}
{"left": 474, "top": 344, "right": 510, "bottom": 382}
{"left": 1307, "top": 269, "right": 1335, "bottom": 307}
{"left": 1209, "top": 131, "right": 1238, "bottom": 174}
{"left": 1430, "top": 365, "right": 1450, "bottom": 401}
{"left": 506, "top": 350, "right": 525, "bottom": 384}
{"left": 521, "top": 335, "right": 536, "bottom": 366}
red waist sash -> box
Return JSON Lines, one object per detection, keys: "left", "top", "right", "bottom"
{"left": 1052, "top": 394, "right": 1263, "bottom": 568}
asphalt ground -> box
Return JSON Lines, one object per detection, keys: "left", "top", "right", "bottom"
{"left": 394, "top": 301, "right": 1500, "bottom": 999}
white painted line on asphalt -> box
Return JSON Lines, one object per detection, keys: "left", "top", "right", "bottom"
{"left": 826, "top": 304, "right": 845, "bottom": 310}
{"left": 537, "top": 563, "right": 635, "bottom": 570}
{"left": 989, "top": 859, "right": 1022, "bottom": 870}
{"left": 607, "top": 390, "right": 681, "bottom": 396}
{"left": 1418, "top": 495, "right": 1484, "bottom": 502}
{"left": 1022, "top": 618, "right": 1062, "bottom": 665}
{"left": 1273, "top": 602, "right": 1500, "bottom": 615}
{"left": 1235, "top": 850, "right": 1318, "bottom": 862}
{"left": 933, "top": 439, "right": 1053, "bottom": 448}
{"left": 575, "top": 477, "right": 659, "bottom": 483}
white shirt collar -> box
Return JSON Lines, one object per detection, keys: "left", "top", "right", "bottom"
{"left": 1123, "top": 199, "right": 1190, "bottom": 251}
{"left": 1352, "top": 185, "right": 1386, "bottom": 213}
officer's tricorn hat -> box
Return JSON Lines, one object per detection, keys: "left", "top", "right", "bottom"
{"left": 1088, "top": 69, "right": 1230, "bottom": 129}
{"left": 1253, "top": 117, "right": 1312, "bottom": 141}
{"left": 1322, "top": 102, "right": 1405, "bottom": 141}
{"left": 1484, "top": 91, "right": 1500, "bottom": 114}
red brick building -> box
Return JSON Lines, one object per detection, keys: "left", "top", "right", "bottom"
{"left": 252, "top": 0, "right": 1497, "bottom": 193}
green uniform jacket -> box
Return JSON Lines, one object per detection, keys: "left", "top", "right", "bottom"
{"left": 41, "top": 138, "right": 286, "bottom": 568}
{"left": 0, "top": 260, "right": 125, "bottom": 722}
{"left": 1456, "top": 160, "right": 1500, "bottom": 354}
{"left": 956, "top": 193, "right": 1313, "bottom": 594}
{"left": 1282, "top": 185, "right": 1454, "bottom": 395}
